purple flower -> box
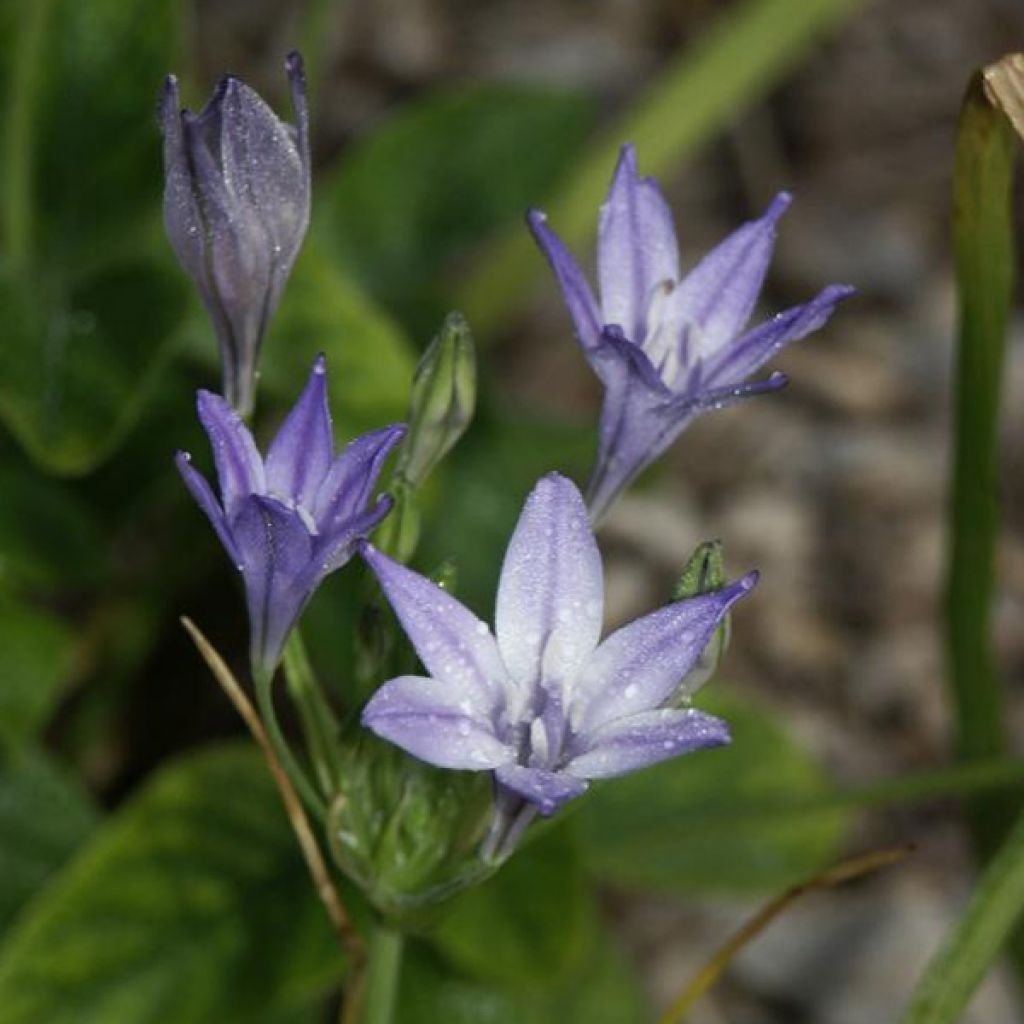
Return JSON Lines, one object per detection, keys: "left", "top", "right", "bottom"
{"left": 361, "top": 472, "right": 756, "bottom": 859}
{"left": 160, "top": 52, "right": 311, "bottom": 418}
{"left": 528, "top": 144, "right": 854, "bottom": 520}
{"left": 177, "top": 356, "right": 404, "bottom": 675}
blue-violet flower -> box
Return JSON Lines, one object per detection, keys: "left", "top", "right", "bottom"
{"left": 528, "top": 144, "right": 854, "bottom": 520}
{"left": 361, "top": 472, "right": 756, "bottom": 860}
{"left": 177, "top": 355, "right": 404, "bottom": 675}
{"left": 160, "top": 52, "right": 311, "bottom": 417}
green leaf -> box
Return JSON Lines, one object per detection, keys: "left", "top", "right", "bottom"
{"left": 946, "top": 66, "right": 1019, "bottom": 858}
{"left": 457, "top": 0, "right": 867, "bottom": 338}
{"left": 0, "top": 748, "right": 97, "bottom": 933}
{"left": 399, "top": 930, "right": 647, "bottom": 1024}
{"left": 577, "top": 691, "right": 848, "bottom": 894}
{"left": 324, "top": 86, "right": 594, "bottom": 335}
{"left": 0, "top": 744, "right": 344, "bottom": 1023}
{"left": 902, "top": 806, "right": 1024, "bottom": 1022}
{"left": 0, "top": 458, "right": 103, "bottom": 589}
{"left": 0, "top": 256, "right": 187, "bottom": 475}
{"left": 260, "top": 239, "right": 416, "bottom": 438}
{"left": 431, "top": 826, "right": 594, "bottom": 989}
{"left": 0, "top": 597, "right": 76, "bottom": 750}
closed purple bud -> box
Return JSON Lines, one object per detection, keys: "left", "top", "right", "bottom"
{"left": 528, "top": 144, "right": 854, "bottom": 521}
{"left": 177, "top": 355, "right": 405, "bottom": 675}
{"left": 160, "top": 52, "right": 311, "bottom": 418}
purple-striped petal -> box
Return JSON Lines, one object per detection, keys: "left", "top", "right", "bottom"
{"left": 313, "top": 423, "right": 405, "bottom": 533}
{"left": 526, "top": 208, "right": 603, "bottom": 364}
{"left": 306, "top": 494, "right": 394, "bottom": 586}
{"left": 495, "top": 473, "right": 603, "bottom": 692}
{"left": 598, "top": 145, "right": 680, "bottom": 345}
{"left": 669, "top": 192, "right": 791, "bottom": 359}
{"left": 265, "top": 355, "right": 333, "bottom": 509}
{"left": 361, "top": 543, "right": 508, "bottom": 708}
{"left": 231, "top": 494, "right": 313, "bottom": 672}
{"left": 175, "top": 452, "right": 240, "bottom": 565}
{"left": 363, "top": 676, "right": 513, "bottom": 770}
{"left": 566, "top": 708, "right": 729, "bottom": 779}
{"left": 575, "top": 573, "right": 758, "bottom": 733}
{"left": 705, "top": 284, "right": 855, "bottom": 387}
{"left": 195, "top": 391, "right": 265, "bottom": 516}
{"left": 494, "top": 764, "right": 589, "bottom": 815}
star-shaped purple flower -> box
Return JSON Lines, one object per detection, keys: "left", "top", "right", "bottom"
{"left": 160, "top": 52, "right": 311, "bottom": 417}
{"left": 528, "top": 144, "right": 854, "bottom": 520}
{"left": 361, "top": 472, "right": 756, "bottom": 859}
{"left": 177, "top": 355, "right": 405, "bottom": 675}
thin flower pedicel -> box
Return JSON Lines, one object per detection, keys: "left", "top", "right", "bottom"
{"left": 529, "top": 144, "right": 854, "bottom": 519}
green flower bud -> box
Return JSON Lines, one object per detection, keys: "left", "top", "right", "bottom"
{"left": 671, "top": 540, "right": 731, "bottom": 699}
{"left": 397, "top": 312, "right": 477, "bottom": 488}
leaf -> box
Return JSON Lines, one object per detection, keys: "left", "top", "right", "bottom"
{"left": 260, "top": 239, "right": 416, "bottom": 438}
{"left": 577, "top": 691, "right": 849, "bottom": 895}
{"left": 902, "top": 807, "right": 1024, "bottom": 1023}
{"left": 398, "top": 930, "right": 648, "bottom": 1024}
{"left": 946, "top": 65, "right": 1019, "bottom": 858}
{"left": 0, "top": 458, "right": 104, "bottom": 589}
{"left": 0, "top": 597, "right": 76, "bottom": 750}
{"left": 431, "top": 825, "right": 594, "bottom": 989}
{"left": 457, "top": 0, "right": 867, "bottom": 338}
{"left": 0, "top": 748, "right": 98, "bottom": 933}
{"left": 323, "top": 86, "right": 594, "bottom": 335}
{"left": 0, "top": 1, "right": 188, "bottom": 474}
{"left": 0, "top": 744, "right": 344, "bottom": 1023}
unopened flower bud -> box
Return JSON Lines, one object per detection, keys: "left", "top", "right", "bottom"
{"left": 396, "top": 312, "right": 476, "bottom": 487}
{"left": 671, "top": 540, "right": 731, "bottom": 699}
{"left": 159, "top": 52, "right": 311, "bottom": 417}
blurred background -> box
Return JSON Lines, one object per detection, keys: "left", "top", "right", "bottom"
{"left": 2, "top": 0, "right": 1024, "bottom": 1021}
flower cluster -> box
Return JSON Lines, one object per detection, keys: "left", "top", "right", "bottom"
{"left": 166, "top": 57, "right": 848, "bottom": 867}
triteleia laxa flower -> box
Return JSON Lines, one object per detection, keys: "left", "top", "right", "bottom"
{"left": 176, "top": 355, "right": 404, "bottom": 675}
{"left": 528, "top": 144, "right": 854, "bottom": 521}
{"left": 160, "top": 52, "right": 311, "bottom": 418}
{"left": 361, "top": 472, "right": 756, "bottom": 860}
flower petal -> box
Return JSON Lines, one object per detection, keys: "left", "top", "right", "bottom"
{"left": 175, "top": 451, "right": 240, "bottom": 565}
{"left": 265, "top": 355, "right": 333, "bottom": 509}
{"left": 313, "top": 423, "right": 406, "bottom": 533}
{"left": 669, "top": 192, "right": 791, "bottom": 359}
{"left": 598, "top": 144, "right": 680, "bottom": 345}
{"left": 575, "top": 573, "right": 758, "bottom": 733}
{"left": 584, "top": 327, "right": 683, "bottom": 522}
{"left": 705, "top": 284, "right": 855, "bottom": 387}
{"left": 494, "top": 764, "right": 588, "bottom": 816}
{"left": 231, "top": 494, "right": 313, "bottom": 672}
{"left": 526, "top": 208, "right": 603, "bottom": 365}
{"left": 195, "top": 390, "right": 265, "bottom": 516}
{"left": 305, "top": 494, "right": 394, "bottom": 588}
{"left": 361, "top": 543, "right": 508, "bottom": 707}
{"left": 363, "top": 675, "right": 513, "bottom": 770}
{"left": 566, "top": 708, "right": 729, "bottom": 779}
{"left": 495, "top": 473, "right": 603, "bottom": 693}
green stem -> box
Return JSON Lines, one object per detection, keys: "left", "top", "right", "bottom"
{"left": 360, "top": 923, "right": 403, "bottom": 1024}
{"left": 253, "top": 665, "right": 327, "bottom": 822}
{"left": 5, "top": 0, "right": 52, "bottom": 268}
{"left": 282, "top": 630, "right": 343, "bottom": 797}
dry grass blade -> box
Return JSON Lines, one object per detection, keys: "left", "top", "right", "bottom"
{"left": 983, "top": 54, "right": 1024, "bottom": 141}
{"left": 181, "top": 617, "right": 363, "bottom": 962}
{"left": 659, "top": 845, "right": 914, "bottom": 1023}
